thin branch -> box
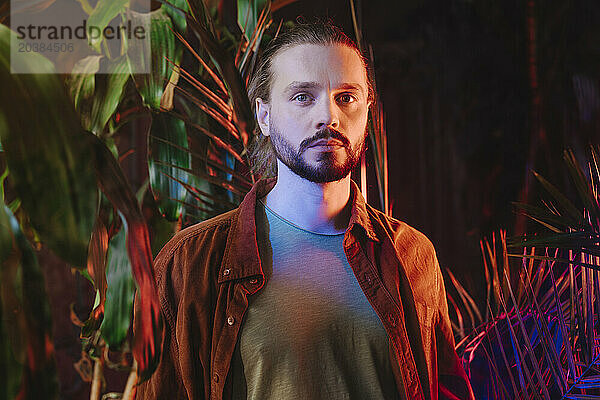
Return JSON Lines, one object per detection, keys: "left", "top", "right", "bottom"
{"left": 176, "top": 86, "right": 241, "bottom": 141}
{"left": 168, "top": 110, "right": 245, "bottom": 164}
{"left": 90, "top": 359, "right": 102, "bottom": 400}
{"left": 173, "top": 30, "right": 228, "bottom": 96}
{"left": 121, "top": 360, "right": 138, "bottom": 400}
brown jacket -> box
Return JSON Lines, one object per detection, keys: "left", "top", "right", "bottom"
{"left": 136, "top": 177, "right": 475, "bottom": 400}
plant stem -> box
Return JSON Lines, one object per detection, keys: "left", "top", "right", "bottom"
{"left": 90, "top": 359, "right": 103, "bottom": 400}
{"left": 75, "top": 0, "right": 93, "bottom": 15}
{"left": 122, "top": 360, "right": 138, "bottom": 400}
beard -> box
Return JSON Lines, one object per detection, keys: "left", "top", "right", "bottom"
{"left": 268, "top": 121, "right": 368, "bottom": 183}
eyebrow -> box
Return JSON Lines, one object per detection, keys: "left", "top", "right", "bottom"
{"left": 283, "top": 81, "right": 365, "bottom": 94}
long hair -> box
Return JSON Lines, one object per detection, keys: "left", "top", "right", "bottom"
{"left": 246, "top": 20, "right": 374, "bottom": 179}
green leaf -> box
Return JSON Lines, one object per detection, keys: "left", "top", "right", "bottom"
{"left": 85, "top": 131, "right": 163, "bottom": 382}
{"left": 66, "top": 55, "right": 131, "bottom": 134}
{"left": 87, "top": 0, "right": 130, "bottom": 53}
{"left": 67, "top": 55, "right": 102, "bottom": 109}
{"left": 0, "top": 206, "right": 24, "bottom": 400}
{"left": 237, "top": 0, "right": 269, "bottom": 43}
{"left": 0, "top": 168, "right": 13, "bottom": 260}
{"left": 533, "top": 171, "right": 584, "bottom": 228}
{"left": 186, "top": 0, "right": 216, "bottom": 36}
{"left": 564, "top": 149, "right": 600, "bottom": 223}
{"left": 237, "top": 0, "right": 271, "bottom": 79}
{"left": 148, "top": 112, "right": 191, "bottom": 221}
{"left": 128, "top": 9, "right": 181, "bottom": 110}
{"left": 0, "top": 24, "right": 98, "bottom": 268}
{"left": 512, "top": 202, "right": 569, "bottom": 233}
{"left": 508, "top": 253, "right": 600, "bottom": 272}
{"left": 507, "top": 231, "right": 600, "bottom": 251}
{"left": 86, "top": 207, "right": 110, "bottom": 320}
{"left": 100, "top": 228, "right": 135, "bottom": 348}
{"left": 187, "top": 8, "right": 255, "bottom": 146}
{"left": 0, "top": 205, "right": 58, "bottom": 400}
{"left": 0, "top": 301, "right": 23, "bottom": 400}
{"left": 161, "top": 0, "right": 188, "bottom": 33}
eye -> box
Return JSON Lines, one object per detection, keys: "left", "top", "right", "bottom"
{"left": 292, "top": 93, "right": 313, "bottom": 104}
{"left": 337, "top": 93, "right": 357, "bottom": 104}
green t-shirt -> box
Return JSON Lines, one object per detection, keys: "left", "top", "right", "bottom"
{"left": 230, "top": 201, "right": 399, "bottom": 399}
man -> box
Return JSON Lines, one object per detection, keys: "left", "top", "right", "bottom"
{"left": 137, "top": 21, "right": 475, "bottom": 400}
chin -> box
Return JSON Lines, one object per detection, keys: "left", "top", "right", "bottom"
{"left": 294, "top": 160, "right": 354, "bottom": 183}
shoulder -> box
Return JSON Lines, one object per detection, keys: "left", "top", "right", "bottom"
{"left": 152, "top": 208, "right": 239, "bottom": 296}
{"left": 155, "top": 208, "right": 237, "bottom": 265}
{"left": 366, "top": 204, "right": 441, "bottom": 304}
{"left": 150, "top": 208, "right": 239, "bottom": 325}
{"left": 365, "top": 203, "right": 436, "bottom": 258}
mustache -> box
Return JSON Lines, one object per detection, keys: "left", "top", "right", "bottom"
{"left": 299, "top": 127, "right": 350, "bottom": 152}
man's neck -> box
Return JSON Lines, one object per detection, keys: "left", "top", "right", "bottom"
{"left": 261, "top": 161, "right": 352, "bottom": 235}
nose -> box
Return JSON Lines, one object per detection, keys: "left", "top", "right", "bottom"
{"left": 315, "top": 96, "right": 339, "bottom": 130}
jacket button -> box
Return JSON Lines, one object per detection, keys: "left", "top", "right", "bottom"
{"left": 249, "top": 277, "right": 258, "bottom": 284}
{"left": 213, "top": 373, "right": 219, "bottom": 383}
{"left": 227, "top": 316, "right": 235, "bottom": 326}
{"left": 223, "top": 268, "right": 230, "bottom": 276}
{"left": 364, "top": 273, "right": 372, "bottom": 284}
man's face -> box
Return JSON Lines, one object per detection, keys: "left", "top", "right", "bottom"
{"left": 256, "top": 43, "right": 371, "bottom": 183}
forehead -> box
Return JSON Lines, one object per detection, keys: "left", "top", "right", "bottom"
{"left": 269, "top": 43, "right": 367, "bottom": 94}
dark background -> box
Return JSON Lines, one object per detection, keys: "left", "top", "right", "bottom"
{"left": 274, "top": 0, "right": 600, "bottom": 309}
{"left": 31, "top": 0, "right": 600, "bottom": 398}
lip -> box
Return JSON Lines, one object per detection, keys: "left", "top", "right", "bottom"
{"left": 309, "top": 139, "right": 344, "bottom": 148}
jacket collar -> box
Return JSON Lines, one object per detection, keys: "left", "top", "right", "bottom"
{"left": 219, "top": 176, "right": 379, "bottom": 282}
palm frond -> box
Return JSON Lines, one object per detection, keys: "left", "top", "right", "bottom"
{"left": 237, "top": 2, "right": 271, "bottom": 82}
{"left": 459, "top": 147, "right": 600, "bottom": 398}
{"left": 172, "top": 29, "right": 228, "bottom": 96}
{"left": 170, "top": 110, "right": 245, "bottom": 163}
{"left": 151, "top": 134, "right": 252, "bottom": 187}
{"left": 349, "top": 0, "right": 390, "bottom": 214}
{"left": 186, "top": 10, "right": 254, "bottom": 145}
{"left": 145, "top": 0, "right": 283, "bottom": 224}
{"left": 446, "top": 267, "right": 483, "bottom": 334}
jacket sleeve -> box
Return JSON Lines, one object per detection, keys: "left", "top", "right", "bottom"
{"left": 135, "top": 317, "right": 188, "bottom": 399}
{"left": 434, "top": 258, "right": 476, "bottom": 400}
{"left": 135, "top": 245, "right": 191, "bottom": 399}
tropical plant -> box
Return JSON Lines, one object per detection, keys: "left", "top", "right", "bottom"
{"left": 0, "top": 0, "right": 396, "bottom": 398}
{"left": 0, "top": 0, "right": 210, "bottom": 397}
{"left": 453, "top": 147, "right": 600, "bottom": 399}
{"left": 348, "top": 0, "right": 389, "bottom": 214}
{"left": 146, "top": 0, "right": 271, "bottom": 223}
{"left": 0, "top": 22, "right": 164, "bottom": 398}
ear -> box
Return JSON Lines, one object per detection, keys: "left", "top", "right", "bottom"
{"left": 256, "top": 98, "right": 270, "bottom": 136}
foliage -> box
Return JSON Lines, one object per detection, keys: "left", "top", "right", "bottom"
{"left": 148, "top": 0, "right": 268, "bottom": 222}
{"left": 0, "top": 19, "right": 163, "bottom": 400}
{"left": 0, "top": 170, "right": 58, "bottom": 400}
{"left": 0, "top": 26, "right": 98, "bottom": 269}
{"left": 452, "top": 147, "right": 600, "bottom": 399}
{"left": 0, "top": 0, "right": 396, "bottom": 397}
{"left": 349, "top": 0, "right": 389, "bottom": 215}
{"left": 0, "top": 0, "right": 280, "bottom": 397}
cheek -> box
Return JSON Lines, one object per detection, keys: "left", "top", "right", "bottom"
{"left": 345, "top": 106, "right": 369, "bottom": 132}
{"left": 271, "top": 105, "right": 308, "bottom": 131}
